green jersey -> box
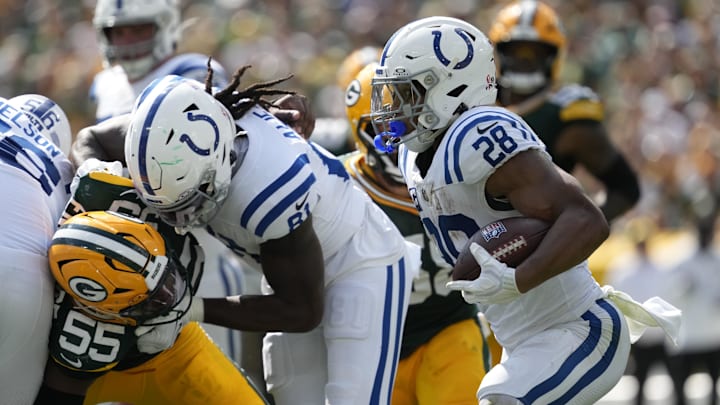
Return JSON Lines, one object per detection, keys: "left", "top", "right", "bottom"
{"left": 522, "top": 84, "right": 605, "bottom": 172}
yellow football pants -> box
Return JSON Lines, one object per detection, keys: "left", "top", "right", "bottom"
{"left": 391, "top": 318, "right": 489, "bottom": 405}
{"left": 84, "top": 322, "right": 266, "bottom": 405}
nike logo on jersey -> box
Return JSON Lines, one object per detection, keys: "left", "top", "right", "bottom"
{"left": 60, "top": 352, "right": 83, "bottom": 369}
{"left": 295, "top": 192, "right": 310, "bottom": 210}
{"left": 477, "top": 122, "right": 498, "bottom": 134}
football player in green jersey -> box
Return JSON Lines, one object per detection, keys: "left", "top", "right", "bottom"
{"left": 342, "top": 62, "right": 489, "bottom": 404}
{"left": 489, "top": 0, "right": 640, "bottom": 222}
{"left": 34, "top": 170, "right": 268, "bottom": 405}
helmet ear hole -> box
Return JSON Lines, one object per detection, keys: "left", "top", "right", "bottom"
{"left": 448, "top": 84, "right": 468, "bottom": 98}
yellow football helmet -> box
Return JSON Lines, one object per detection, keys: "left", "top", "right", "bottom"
{"left": 336, "top": 46, "right": 382, "bottom": 91}
{"left": 345, "top": 62, "right": 403, "bottom": 184}
{"left": 49, "top": 210, "right": 186, "bottom": 326}
{"left": 489, "top": 0, "right": 566, "bottom": 96}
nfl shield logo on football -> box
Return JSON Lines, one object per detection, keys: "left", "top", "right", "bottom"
{"left": 481, "top": 221, "right": 507, "bottom": 242}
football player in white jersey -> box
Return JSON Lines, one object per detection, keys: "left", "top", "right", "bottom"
{"left": 90, "top": 0, "right": 228, "bottom": 123}
{"left": 370, "top": 17, "right": 632, "bottom": 404}
{"left": 121, "top": 70, "right": 420, "bottom": 405}
{"left": 87, "top": 0, "right": 256, "bottom": 372}
{"left": 0, "top": 96, "right": 74, "bottom": 403}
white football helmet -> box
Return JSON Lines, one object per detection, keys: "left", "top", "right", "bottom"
{"left": 125, "top": 75, "right": 237, "bottom": 231}
{"left": 371, "top": 17, "right": 498, "bottom": 153}
{"left": 93, "top": 0, "right": 181, "bottom": 80}
{"left": 8, "top": 94, "right": 72, "bottom": 157}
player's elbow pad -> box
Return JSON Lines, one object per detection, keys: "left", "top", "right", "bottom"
{"left": 597, "top": 155, "right": 640, "bottom": 204}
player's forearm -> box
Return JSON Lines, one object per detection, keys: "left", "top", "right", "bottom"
{"left": 201, "top": 293, "right": 323, "bottom": 333}
{"left": 515, "top": 203, "right": 608, "bottom": 292}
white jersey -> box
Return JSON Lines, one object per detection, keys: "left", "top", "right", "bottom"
{"left": 209, "top": 105, "right": 408, "bottom": 282}
{"left": 398, "top": 105, "right": 603, "bottom": 350}
{"left": 90, "top": 53, "right": 228, "bottom": 123}
{"left": 0, "top": 96, "right": 73, "bottom": 402}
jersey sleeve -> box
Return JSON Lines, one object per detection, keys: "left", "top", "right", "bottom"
{"left": 443, "top": 108, "right": 549, "bottom": 185}
{"left": 235, "top": 150, "right": 321, "bottom": 242}
{"left": 551, "top": 84, "right": 604, "bottom": 123}
{"left": 231, "top": 108, "right": 324, "bottom": 243}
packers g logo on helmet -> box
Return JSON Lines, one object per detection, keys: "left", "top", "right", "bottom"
{"left": 68, "top": 277, "right": 108, "bottom": 302}
{"left": 49, "top": 211, "right": 186, "bottom": 326}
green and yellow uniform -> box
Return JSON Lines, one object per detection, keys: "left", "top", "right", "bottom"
{"left": 49, "top": 172, "right": 267, "bottom": 405}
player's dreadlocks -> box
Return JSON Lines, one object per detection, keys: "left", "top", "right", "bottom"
{"left": 205, "top": 58, "right": 296, "bottom": 119}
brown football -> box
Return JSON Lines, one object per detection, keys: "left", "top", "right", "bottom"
{"left": 451, "top": 217, "right": 551, "bottom": 281}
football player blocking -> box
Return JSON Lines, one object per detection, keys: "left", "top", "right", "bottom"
{"left": 122, "top": 71, "right": 419, "bottom": 404}
{"left": 88, "top": 0, "right": 255, "bottom": 373}
{"left": 370, "top": 15, "right": 680, "bottom": 404}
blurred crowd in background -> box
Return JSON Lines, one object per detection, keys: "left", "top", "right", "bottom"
{"left": 2, "top": 0, "right": 720, "bottom": 261}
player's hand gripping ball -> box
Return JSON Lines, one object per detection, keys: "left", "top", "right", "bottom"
{"left": 452, "top": 217, "right": 550, "bottom": 281}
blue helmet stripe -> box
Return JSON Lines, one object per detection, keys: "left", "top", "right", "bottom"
{"left": 137, "top": 76, "right": 185, "bottom": 196}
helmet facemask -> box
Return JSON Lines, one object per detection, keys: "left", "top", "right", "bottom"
{"left": 496, "top": 40, "right": 558, "bottom": 95}
{"left": 345, "top": 62, "right": 404, "bottom": 184}
{"left": 152, "top": 170, "right": 230, "bottom": 233}
{"left": 371, "top": 70, "right": 442, "bottom": 154}
{"left": 70, "top": 255, "right": 188, "bottom": 326}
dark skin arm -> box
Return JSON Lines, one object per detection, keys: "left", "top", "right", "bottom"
{"left": 271, "top": 94, "right": 316, "bottom": 138}
{"left": 554, "top": 121, "right": 640, "bottom": 222}
{"left": 485, "top": 149, "right": 609, "bottom": 293}
{"left": 202, "top": 216, "right": 325, "bottom": 332}
{"left": 69, "top": 114, "right": 130, "bottom": 167}
{"left": 38, "top": 360, "right": 94, "bottom": 398}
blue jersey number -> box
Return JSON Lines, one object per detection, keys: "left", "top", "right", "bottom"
{"left": 0, "top": 134, "right": 61, "bottom": 196}
{"left": 422, "top": 213, "right": 479, "bottom": 266}
{"left": 473, "top": 125, "right": 518, "bottom": 167}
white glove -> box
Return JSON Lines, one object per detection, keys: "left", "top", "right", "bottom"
{"left": 134, "top": 295, "right": 204, "bottom": 354}
{"left": 446, "top": 243, "right": 521, "bottom": 304}
{"left": 70, "top": 158, "right": 123, "bottom": 194}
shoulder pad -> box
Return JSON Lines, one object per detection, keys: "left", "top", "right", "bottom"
{"left": 551, "top": 84, "right": 604, "bottom": 122}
